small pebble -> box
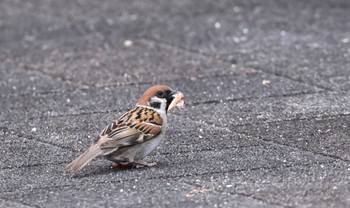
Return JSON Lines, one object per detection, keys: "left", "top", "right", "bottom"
{"left": 342, "top": 38, "right": 349, "bottom": 43}
{"left": 124, "top": 40, "right": 133, "bottom": 47}
{"left": 262, "top": 79, "right": 271, "bottom": 86}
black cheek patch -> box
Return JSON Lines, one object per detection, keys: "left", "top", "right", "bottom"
{"left": 150, "top": 102, "right": 161, "bottom": 109}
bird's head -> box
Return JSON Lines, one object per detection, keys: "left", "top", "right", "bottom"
{"left": 137, "top": 85, "right": 185, "bottom": 112}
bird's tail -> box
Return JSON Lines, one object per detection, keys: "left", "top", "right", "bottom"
{"left": 65, "top": 144, "right": 102, "bottom": 173}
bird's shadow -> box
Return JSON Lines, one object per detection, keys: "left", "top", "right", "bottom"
{"left": 65, "top": 162, "right": 162, "bottom": 179}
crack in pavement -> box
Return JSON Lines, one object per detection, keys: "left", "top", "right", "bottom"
{"left": 1, "top": 161, "right": 68, "bottom": 171}
{"left": 0, "top": 197, "right": 39, "bottom": 208}
{"left": 233, "top": 128, "right": 350, "bottom": 164}
{"left": 22, "top": 89, "right": 324, "bottom": 121}
{"left": 1, "top": 143, "right": 265, "bottom": 171}
{"left": 190, "top": 89, "right": 322, "bottom": 107}
{"left": 22, "top": 135, "right": 78, "bottom": 153}
{"left": 0, "top": 160, "right": 337, "bottom": 194}
{"left": 231, "top": 113, "right": 350, "bottom": 127}
{"left": 0, "top": 89, "right": 75, "bottom": 99}
{"left": 179, "top": 113, "right": 350, "bottom": 164}
{"left": 181, "top": 180, "right": 285, "bottom": 208}
{"left": 182, "top": 107, "right": 350, "bottom": 133}
{"left": 249, "top": 66, "right": 334, "bottom": 92}
{"left": 141, "top": 37, "right": 332, "bottom": 92}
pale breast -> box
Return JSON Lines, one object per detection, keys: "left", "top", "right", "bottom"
{"left": 134, "top": 131, "right": 165, "bottom": 160}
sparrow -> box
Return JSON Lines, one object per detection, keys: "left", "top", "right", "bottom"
{"left": 65, "top": 85, "right": 185, "bottom": 172}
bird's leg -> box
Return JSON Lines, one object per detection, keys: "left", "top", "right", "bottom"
{"left": 110, "top": 162, "right": 131, "bottom": 169}
{"left": 133, "top": 160, "right": 157, "bottom": 168}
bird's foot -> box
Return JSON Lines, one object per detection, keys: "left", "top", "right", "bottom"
{"left": 110, "top": 162, "right": 131, "bottom": 169}
{"left": 133, "top": 160, "right": 157, "bottom": 168}
{"left": 111, "top": 161, "right": 157, "bottom": 169}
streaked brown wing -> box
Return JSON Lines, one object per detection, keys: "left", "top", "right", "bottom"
{"left": 118, "top": 106, "right": 163, "bottom": 126}
{"left": 99, "top": 122, "right": 162, "bottom": 149}
{"left": 95, "top": 107, "right": 163, "bottom": 150}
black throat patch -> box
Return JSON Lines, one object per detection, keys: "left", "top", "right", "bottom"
{"left": 166, "top": 96, "right": 174, "bottom": 111}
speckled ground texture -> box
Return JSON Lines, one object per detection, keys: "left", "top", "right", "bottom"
{"left": 1, "top": 0, "right": 350, "bottom": 207}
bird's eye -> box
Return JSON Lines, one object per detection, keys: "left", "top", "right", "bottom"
{"left": 156, "top": 91, "right": 166, "bottom": 98}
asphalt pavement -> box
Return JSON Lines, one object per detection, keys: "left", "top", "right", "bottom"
{"left": 1, "top": 0, "right": 350, "bottom": 207}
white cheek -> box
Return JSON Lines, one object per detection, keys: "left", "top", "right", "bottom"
{"left": 150, "top": 97, "right": 166, "bottom": 103}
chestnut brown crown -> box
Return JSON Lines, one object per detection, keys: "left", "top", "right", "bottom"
{"left": 137, "top": 85, "right": 184, "bottom": 112}
{"left": 138, "top": 85, "right": 173, "bottom": 106}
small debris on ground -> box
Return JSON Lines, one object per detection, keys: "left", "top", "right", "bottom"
{"left": 186, "top": 188, "right": 211, "bottom": 197}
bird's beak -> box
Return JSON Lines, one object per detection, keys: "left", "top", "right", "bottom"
{"left": 168, "top": 91, "right": 185, "bottom": 112}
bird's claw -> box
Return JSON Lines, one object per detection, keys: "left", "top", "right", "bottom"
{"left": 133, "top": 160, "right": 157, "bottom": 168}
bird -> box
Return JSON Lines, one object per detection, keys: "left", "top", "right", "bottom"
{"left": 65, "top": 85, "right": 185, "bottom": 173}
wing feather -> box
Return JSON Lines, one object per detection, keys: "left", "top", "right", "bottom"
{"left": 95, "top": 107, "right": 163, "bottom": 150}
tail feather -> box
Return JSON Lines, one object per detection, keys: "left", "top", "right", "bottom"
{"left": 65, "top": 145, "right": 102, "bottom": 173}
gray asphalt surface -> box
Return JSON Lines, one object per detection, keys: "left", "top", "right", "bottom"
{"left": 1, "top": 0, "right": 350, "bottom": 207}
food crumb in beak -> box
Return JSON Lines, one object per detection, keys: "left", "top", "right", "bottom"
{"left": 168, "top": 91, "right": 185, "bottom": 112}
